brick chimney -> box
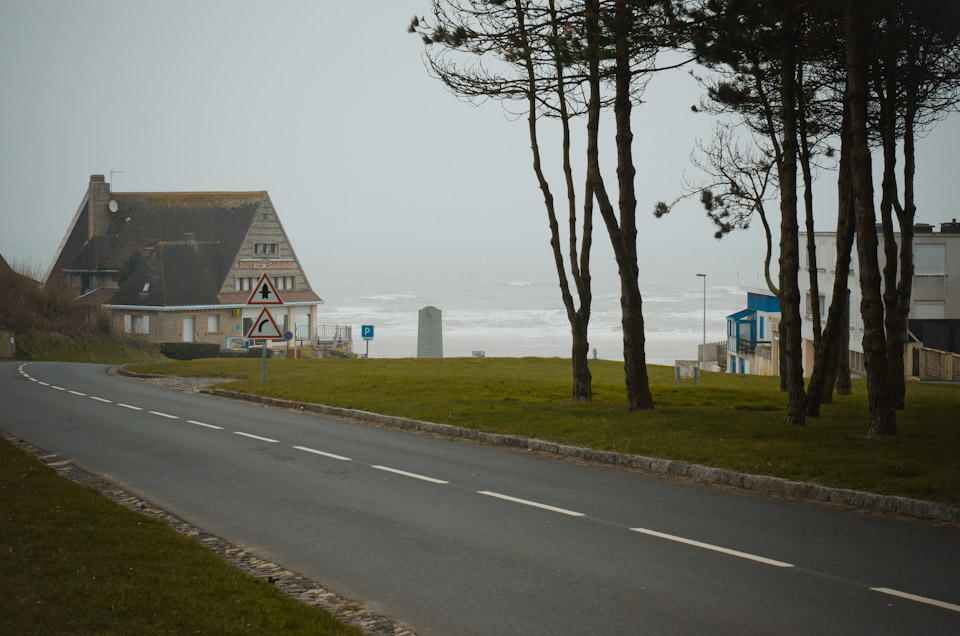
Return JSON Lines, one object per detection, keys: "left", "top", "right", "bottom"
{"left": 87, "top": 174, "right": 111, "bottom": 239}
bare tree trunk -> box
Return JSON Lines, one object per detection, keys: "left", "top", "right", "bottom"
{"left": 515, "top": 0, "right": 592, "bottom": 402}
{"left": 875, "top": 18, "right": 904, "bottom": 412}
{"left": 807, "top": 95, "right": 855, "bottom": 416}
{"left": 892, "top": 79, "right": 919, "bottom": 405}
{"left": 593, "top": 0, "right": 654, "bottom": 411}
{"left": 807, "top": 118, "right": 855, "bottom": 415}
{"left": 844, "top": 0, "right": 896, "bottom": 436}
{"left": 757, "top": 206, "right": 787, "bottom": 391}
{"left": 778, "top": 6, "right": 807, "bottom": 426}
{"left": 836, "top": 286, "right": 852, "bottom": 395}
{"left": 797, "top": 55, "right": 822, "bottom": 356}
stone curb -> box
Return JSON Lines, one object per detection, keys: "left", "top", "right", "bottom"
{"left": 0, "top": 430, "right": 418, "bottom": 636}
{"left": 207, "top": 388, "right": 960, "bottom": 525}
{"left": 115, "top": 366, "right": 171, "bottom": 379}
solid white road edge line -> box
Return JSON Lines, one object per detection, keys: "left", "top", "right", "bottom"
{"left": 68, "top": 390, "right": 86, "bottom": 396}
{"left": 117, "top": 403, "right": 142, "bottom": 411}
{"left": 149, "top": 411, "right": 179, "bottom": 419}
{"left": 478, "top": 491, "right": 585, "bottom": 517}
{"left": 293, "top": 446, "right": 352, "bottom": 461}
{"left": 373, "top": 465, "right": 448, "bottom": 484}
{"left": 188, "top": 420, "right": 223, "bottom": 430}
{"left": 89, "top": 396, "right": 112, "bottom": 403}
{"left": 871, "top": 587, "right": 960, "bottom": 613}
{"left": 234, "top": 431, "right": 279, "bottom": 443}
{"left": 631, "top": 527, "right": 794, "bottom": 568}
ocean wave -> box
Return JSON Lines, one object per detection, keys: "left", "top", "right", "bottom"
{"left": 357, "top": 293, "right": 421, "bottom": 302}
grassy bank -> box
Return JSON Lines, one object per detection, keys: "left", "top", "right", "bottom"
{"left": 132, "top": 357, "right": 960, "bottom": 506}
{"left": 0, "top": 437, "right": 362, "bottom": 636}
{"left": 16, "top": 332, "right": 163, "bottom": 364}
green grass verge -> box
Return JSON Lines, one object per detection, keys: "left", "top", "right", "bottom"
{"left": 132, "top": 357, "right": 960, "bottom": 506}
{"left": 0, "top": 438, "right": 362, "bottom": 636}
{"left": 16, "top": 332, "right": 164, "bottom": 364}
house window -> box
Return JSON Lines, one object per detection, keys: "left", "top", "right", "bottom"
{"left": 274, "top": 276, "right": 295, "bottom": 290}
{"left": 132, "top": 315, "right": 149, "bottom": 334}
{"left": 915, "top": 244, "right": 946, "bottom": 276}
{"left": 124, "top": 315, "right": 132, "bottom": 333}
{"left": 914, "top": 301, "right": 945, "bottom": 319}
{"left": 208, "top": 314, "right": 220, "bottom": 333}
{"left": 805, "top": 293, "right": 825, "bottom": 319}
{"left": 236, "top": 277, "right": 258, "bottom": 292}
{"left": 254, "top": 243, "right": 278, "bottom": 256}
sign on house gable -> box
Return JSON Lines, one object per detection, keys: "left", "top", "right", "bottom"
{"left": 220, "top": 195, "right": 313, "bottom": 298}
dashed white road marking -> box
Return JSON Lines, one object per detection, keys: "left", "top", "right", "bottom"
{"left": 149, "top": 410, "right": 179, "bottom": 419}
{"left": 38, "top": 381, "right": 49, "bottom": 386}
{"left": 188, "top": 420, "right": 223, "bottom": 430}
{"left": 478, "top": 491, "right": 584, "bottom": 517}
{"left": 51, "top": 386, "right": 65, "bottom": 391}
{"left": 871, "top": 588, "right": 960, "bottom": 613}
{"left": 293, "top": 446, "right": 352, "bottom": 461}
{"left": 89, "top": 396, "right": 112, "bottom": 403}
{"left": 631, "top": 527, "right": 794, "bottom": 568}
{"left": 28, "top": 378, "right": 37, "bottom": 382}
{"left": 68, "top": 390, "right": 86, "bottom": 396}
{"left": 234, "top": 431, "right": 279, "bottom": 443}
{"left": 117, "top": 403, "right": 142, "bottom": 411}
{"left": 373, "top": 465, "right": 447, "bottom": 483}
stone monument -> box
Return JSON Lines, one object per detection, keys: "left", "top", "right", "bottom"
{"left": 417, "top": 306, "right": 443, "bottom": 358}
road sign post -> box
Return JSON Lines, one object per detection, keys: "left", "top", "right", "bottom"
{"left": 246, "top": 275, "right": 285, "bottom": 383}
{"left": 361, "top": 325, "right": 374, "bottom": 358}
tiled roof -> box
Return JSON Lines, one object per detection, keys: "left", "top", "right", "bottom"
{"left": 52, "top": 191, "right": 265, "bottom": 274}
{"left": 109, "top": 241, "right": 236, "bottom": 307}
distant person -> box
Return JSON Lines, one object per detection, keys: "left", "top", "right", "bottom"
{"left": 592, "top": 348, "right": 598, "bottom": 360}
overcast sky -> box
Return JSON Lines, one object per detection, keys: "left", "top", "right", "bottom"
{"left": 2, "top": 1, "right": 958, "bottom": 298}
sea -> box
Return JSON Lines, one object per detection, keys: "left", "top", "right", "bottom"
{"left": 309, "top": 258, "right": 743, "bottom": 365}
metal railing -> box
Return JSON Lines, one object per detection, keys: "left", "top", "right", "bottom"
{"left": 315, "top": 324, "right": 352, "bottom": 346}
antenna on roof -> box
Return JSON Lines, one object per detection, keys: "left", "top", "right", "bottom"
{"left": 109, "top": 168, "right": 124, "bottom": 190}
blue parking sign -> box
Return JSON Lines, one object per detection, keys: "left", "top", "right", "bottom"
{"left": 362, "top": 325, "right": 374, "bottom": 340}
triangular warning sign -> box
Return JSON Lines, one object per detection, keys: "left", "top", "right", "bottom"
{"left": 245, "top": 307, "right": 284, "bottom": 339}
{"left": 246, "top": 273, "right": 284, "bottom": 305}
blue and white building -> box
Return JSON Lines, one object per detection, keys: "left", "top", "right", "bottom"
{"left": 726, "top": 287, "right": 781, "bottom": 375}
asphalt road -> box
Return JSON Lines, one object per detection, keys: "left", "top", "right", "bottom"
{"left": 2, "top": 361, "right": 959, "bottom": 635}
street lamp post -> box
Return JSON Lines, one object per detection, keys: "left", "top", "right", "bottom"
{"left": 697, "top": 274, "right": 706, "bottom": 369}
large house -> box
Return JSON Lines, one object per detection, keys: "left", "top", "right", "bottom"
{"left": 798, "top": 220, "right": 960, "bottom": 376}
{"left": 47, "top": 174, "right": 321, "bottom": 347}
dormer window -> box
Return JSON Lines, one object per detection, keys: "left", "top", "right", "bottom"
{"left": 142, "top": 282, "right": 151, "bottom": 292}
{"left": 254, "top": 243, "right": 278, "bottom": 256}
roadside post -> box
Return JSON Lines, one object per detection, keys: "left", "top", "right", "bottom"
{"left": 245, "top": 274, "right": 285, "bottom": 383}
{"left": 362, "top": 325, "right": 374, "bottom": 358}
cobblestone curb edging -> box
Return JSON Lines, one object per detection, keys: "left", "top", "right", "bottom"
{"left": 207, "top": 388, "right": 960, "bottom": 525}
{"left": 0, "top": 430, "right": 418, "bottom": 636}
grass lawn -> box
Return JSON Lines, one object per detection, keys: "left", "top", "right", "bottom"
{"left": 0, "top": 438, "right": 362, "bottom": 636}
{"left": 131, "top": 356, "right": 960, "bottom": 507}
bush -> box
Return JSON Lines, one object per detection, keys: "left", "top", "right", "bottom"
{"left": 157, "top": 342, "right": 222, "bottom": 360}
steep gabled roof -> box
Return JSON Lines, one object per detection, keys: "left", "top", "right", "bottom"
{"left": 52, "top": 191, "right": 266, "bottom": 275}
{"left": 109, "top": 241, "right": 237, "bottom": 307}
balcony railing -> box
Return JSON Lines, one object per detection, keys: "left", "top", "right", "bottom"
{"left": 737, "top": 338, "right": 771, "bottom": 356}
